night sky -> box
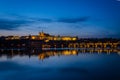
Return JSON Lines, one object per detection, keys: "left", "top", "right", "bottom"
{"left": 0, "top": 0, "right": 120, "bottom": 38}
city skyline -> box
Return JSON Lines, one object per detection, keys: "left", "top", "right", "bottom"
{"left": 0, "top": 0, "right": 120, "bottom": 38}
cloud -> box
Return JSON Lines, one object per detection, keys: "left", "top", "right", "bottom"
{"left": 0, "top": 19, "right": 29, "bottom": 30}
{"left": 0, "top": 14, "right": 119, "bottom": 38}
{"left": 0, "top": 14, "right": 54, "bottom": 30}
{"left": 0, "top": 19, "right": 49, "bottom": 31}
{"left": 57, "top": 17, "right": 89, "bottom": 23}
{"left": 0, "top": 14, "right": 90, "bottom": 31}
{"left": 28, "top": 17, "right": 90, "bottom": 23}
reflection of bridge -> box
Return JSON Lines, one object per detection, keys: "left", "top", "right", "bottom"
{"left": 0, "top": 48, "right": 120, "bottom": 60}
{"left": 38, "top": 49, "right": 120, "bottom": 60}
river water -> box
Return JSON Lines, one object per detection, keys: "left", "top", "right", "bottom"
{"left": 0, "top": 49, "right": 120, "bottom": 80}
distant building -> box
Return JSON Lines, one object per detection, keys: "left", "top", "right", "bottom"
{"left": 5, "top": 36, "right": 20, "bottom": 40}
{"left": 2, "top": 32, "right": 78, "bottom": 41}
{"left": 31, "top": 32, "right": 78, "bottom": 41}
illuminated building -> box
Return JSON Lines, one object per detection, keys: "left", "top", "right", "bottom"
{"left": 5, "top": 36, "right": 20, "bottom": 40}
{"left": 3, "top": 31, "right": 77, "bottom": 41}
{"left": 30, "top": 31, "right": 78, "bottom": 41}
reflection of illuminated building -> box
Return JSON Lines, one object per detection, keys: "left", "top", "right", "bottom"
{"left": 38, "top": 48, "right": 120, "bottom": 60}
{"left": 31, "top": 31, "right": 78, "bottom": 41}
{"left": 0, "top": 48, "right": 120, "bottom": 60}
{"left": 118, "top": 52, "right": 120, "bottom": 55}
{"left": 38, "top": 50, "right": 78, "bottom": 60}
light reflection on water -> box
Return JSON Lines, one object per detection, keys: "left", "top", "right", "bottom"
{"left": 0, "top": 48, "right": 120, "bottom": 80}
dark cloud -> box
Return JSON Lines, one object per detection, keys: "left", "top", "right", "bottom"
{"left": 0, "top": 19, "right": 29, "bottom": 30}
{"left": 0, "top": 15, "right": 53, "bottom": 30}
{"left": 57, "top": 17, "right": 89, "bottom": 23}
{"left": 0, "top": 14, "right": 54, "bottom": 30}
{"left": 33, "top": 16, "right": 90, "bottom": 23}
{"left": 0, "top": 14, "right": 90, "bottom": 31}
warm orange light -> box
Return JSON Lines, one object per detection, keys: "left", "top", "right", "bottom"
{"left": 32, "top": 36, "right": 36, "bottom": 39}
{"left": 45, "top": 40, "right": 49, "bottom": 42}
{"left": 72, "top": 50, "right": 77, "bottom": 55}
{"left": 72, "top": 38, "right": 77, "bottom": 40}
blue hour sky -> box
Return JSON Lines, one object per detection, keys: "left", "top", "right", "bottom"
{"left": 0, "top": 0, "right": 120, "bottom": 38}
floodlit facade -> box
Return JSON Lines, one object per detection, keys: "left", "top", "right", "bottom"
{"left": 31, "top": 32, "right": 78, "bottom": 41}
{"left": 3, "top": 32, "right": 78, "bottom": 41}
